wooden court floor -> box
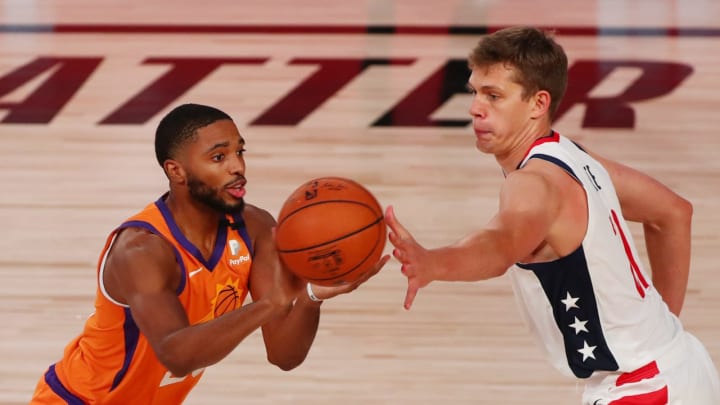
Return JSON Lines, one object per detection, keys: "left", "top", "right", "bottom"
{"left": 1, "top": 1, "right": 719, "bottom": 403}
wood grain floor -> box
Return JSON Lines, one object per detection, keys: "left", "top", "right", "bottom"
{"left": 1, "top": 1, "right": 719, "bottom": 403}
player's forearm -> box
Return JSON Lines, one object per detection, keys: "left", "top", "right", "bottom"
{"left": 434, "top": 231, "right": 513, "bottom": 281}
{"left": 262, "top": 295, "right": 321, "bottom": 370}
{"left": 157, "top": 299, "right": 285, "bottom": 376}
{"left": 644, "top": 201, "right": 692, "bottom": 316}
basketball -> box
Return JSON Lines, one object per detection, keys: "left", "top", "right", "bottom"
{"left": 275, "top": 177, "right": 386, "bottom": 286}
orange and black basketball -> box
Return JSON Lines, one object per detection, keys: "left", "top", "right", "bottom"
{"left": 275, "top": 177, "right": 386, "bottom": 286}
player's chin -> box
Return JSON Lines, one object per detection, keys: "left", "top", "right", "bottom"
{"left": 221, "top": 196, "right": 245, "bottom": 213}
{"left": 230, "top": 199, "right": 245, "bottom": 212}
{"left": 475, "top": 139, "right": 493, "bottom": 153}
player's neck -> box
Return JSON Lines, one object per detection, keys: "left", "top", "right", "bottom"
{"left": 496, "top": 124, "right": 553, "bottom": 174}
{"left": 164, "top": 192, "right": 224, "bottom": 250}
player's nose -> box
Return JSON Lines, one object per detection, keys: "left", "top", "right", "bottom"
{"left": 229, "top": 153, "right": 246, "bottom": 175}
{"left": 469, "top": 98, "right": 487, "bottom": 119}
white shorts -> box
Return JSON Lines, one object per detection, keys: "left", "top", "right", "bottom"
{"left": 582, "top": 332, "right": 720, "bottom": 404}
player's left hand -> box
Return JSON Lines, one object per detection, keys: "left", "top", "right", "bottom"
{"left": 307, "top": 254, "right": 390, "bottom": 301}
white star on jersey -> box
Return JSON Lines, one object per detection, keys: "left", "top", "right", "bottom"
{"left": 569, "top": 317, "right": 589, "bottom": 335}
{"left": 578, "top": 341, "right": 597, "bottom": 362}
{"left": 561, "top": 292, "right": 580, "bottom": 311}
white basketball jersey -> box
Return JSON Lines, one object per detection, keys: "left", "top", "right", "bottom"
{"left": 509, "top": 131, "right": 684, "bottom": 379}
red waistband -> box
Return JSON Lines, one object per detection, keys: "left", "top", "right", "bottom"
{"left": 616, "top": 361, "right": 660, "bottom": 387}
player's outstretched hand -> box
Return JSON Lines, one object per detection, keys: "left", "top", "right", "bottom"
{"left": 385, "top": 205, "right": 433, "bottom": 310}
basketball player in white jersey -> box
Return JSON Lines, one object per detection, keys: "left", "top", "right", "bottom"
{"left": 385, "top": 26, "right": 720, "bottom": 404}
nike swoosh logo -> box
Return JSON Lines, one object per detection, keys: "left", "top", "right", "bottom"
{"left": 189, "top": 267, "right": 204, "bottom": 278}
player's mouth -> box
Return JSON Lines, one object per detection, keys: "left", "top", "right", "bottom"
{"left": 226, "top": 179, "right": 246, "bottom": 199}
{"left": 474, "top": 127, "right": 492, "bottom": 139}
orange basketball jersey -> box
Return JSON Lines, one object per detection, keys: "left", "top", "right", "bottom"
{"left": 32, "top": 195, "right": 253, "bottom": 404}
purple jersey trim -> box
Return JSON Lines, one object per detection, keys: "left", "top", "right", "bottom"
{"left": 109, "top": 307, "right": 140, "bottom": 390}
{"left": 155, "top": 197, "right": 228, "bottom": 271}
{"left": 231, "top": 213, "right": 254, "bottom": 257}
{"left": 44, "top": 364, "right": 86, "bottom": 404}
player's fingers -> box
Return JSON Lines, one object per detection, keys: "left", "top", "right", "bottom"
{"left": 314, "top": 283, "right": 349, "bottom": 298}
{"left": 389, "top": 227, "right": 414, "bottom": 249}
{"left": 400, "top": 262, "right": 417, "bottom": 277}
{"left": 339, "top": 254, "right": 391, "bottom": 291}
{"left": 385, "top": 206, "right": 413, "bottom": 241}
{"left": 365, "top": 254, "right": 390, "bottom": 280}
{"left": 388, "top": 229, "right": 400, "bottom": 246}
{"left": 404, "top": 280, "right": 419, "bottom": 310}
{"left": 392, "top": 247, "right": 409, "bottom": 264}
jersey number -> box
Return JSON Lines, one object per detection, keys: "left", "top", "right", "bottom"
{"left": 610, "top": 209, "right": 650, "bottom": 297}
{"left": 159, "top": 368, "right": 204, "bottom": 387}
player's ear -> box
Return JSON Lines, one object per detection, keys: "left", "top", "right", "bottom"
{"left": 530, "top": 90, "right": 551, "bottom": 119}
{"left": 164, "top": 159, "right": 187, "bottom": 185}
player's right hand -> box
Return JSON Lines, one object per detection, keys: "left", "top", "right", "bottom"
{"left": 385, "top": 205, "right": 432, "bottom": 310}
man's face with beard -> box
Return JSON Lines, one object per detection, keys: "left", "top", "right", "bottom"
{"left": 187, "top": 172, "right": 245, "bottom": 214}
{"left": 174, "top": 119, "right": 248, "bottom": 215}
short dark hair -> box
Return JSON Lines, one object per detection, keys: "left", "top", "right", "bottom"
{"left": 469, "top": 26, "right": 568, "bottom": 118}
{"left": 154, "top": 103, "right": 232, "bottom": 167}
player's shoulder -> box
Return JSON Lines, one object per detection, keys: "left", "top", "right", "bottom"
{"left": 522, "top": 137, "right": 593, "bottom": 180}
{"left": 240, "top": 204, "right": 276, "bottom": 237}
{"left": 506, "top": 165, "right": 556, "bottom": 191}
{"left": 509, "top": 159, "right": 574, "bottom": 201}
{"left": 242, "top": 204, "right": 275, "bottom": 224}
{"left": 104, "top": 226, "right": 181, "bottom": 300}
{"left": 515, "top": 155, "right": 562, "bottom": 176}
{"left": 111, "top": 226, "right": 176, "bottom": 265}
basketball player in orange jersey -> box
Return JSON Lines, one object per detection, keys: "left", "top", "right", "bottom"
{"left": 31, "top": 103, "right": 390, "bottom": 404}
{"left": 386, "top": 27, "right": 720, "bottom": 404}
